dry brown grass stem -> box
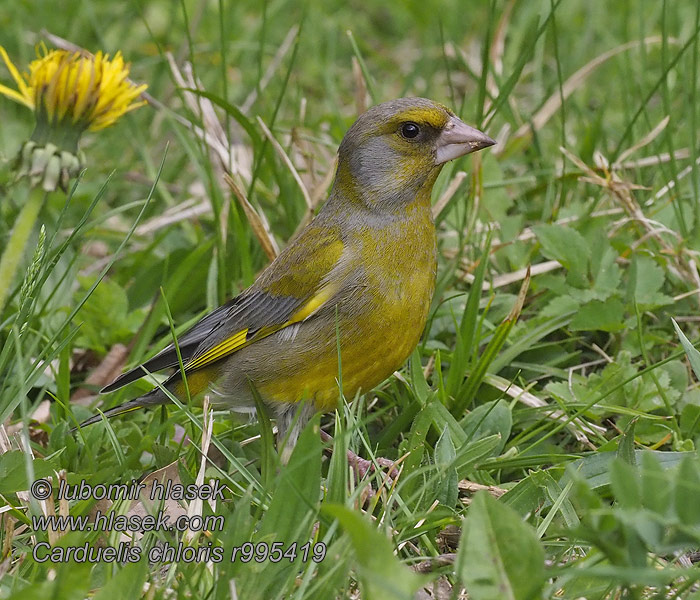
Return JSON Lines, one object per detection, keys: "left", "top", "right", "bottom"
{"left": 560, "top": 147, "right": 698, "bottom": 298}
{"left": 241, "top": 25, "right": 299, "bottom": 114}
{"left": 458, "top": 260, "right": 562, "bottom": 290}
{"left": 510, "top": 36, "right": 670, "bottom": 146}
{"left": 352, "top": 57, "right": 368, "bottom": 115}
{"left": 224, "top": 174, "right": 280, "bottom": 261}
{"left": 482, "top": 374, "right": 603, "bottom": 447}
{"left": 167, "top": 54, "right": 252, "bottom": 182}
{"left": 458, "top": 480, "right": 507, "bottom": 497}
{"left": 432, "top": 171, "right": 467, "bottom": 219}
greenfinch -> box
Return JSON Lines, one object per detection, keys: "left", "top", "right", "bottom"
{"left": 78, "top": 97, "right": 495, "bottom": 458}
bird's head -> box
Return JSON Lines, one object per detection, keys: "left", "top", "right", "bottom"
{"left": 334, "top": 97, "right": 495, "bottom": 211}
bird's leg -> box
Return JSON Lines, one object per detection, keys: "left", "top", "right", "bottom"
{"left": 319, "top": 430, "right": 398, "bottom": 479}
{"left": 275, "top": 401, "right": 316, "bottom": 464}
{"left": 275, "top": 405, "right": 397, "bottom": 477}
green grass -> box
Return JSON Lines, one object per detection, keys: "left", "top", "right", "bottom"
{"left": 2, "top": 1, "right": 700, "bottom": 598}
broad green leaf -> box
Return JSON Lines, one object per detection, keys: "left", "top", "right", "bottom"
{"left": 640, "top": 451, "right": 671, "bottom": 515}
{"left": 0, "top": 451, "right": 55, "bottom": 496}
{"left": 533, "top": 224, "right": 589, "bottom": 288}
{"left": 680, "top": 402, "right": 700, "bottom": 438}
{"left": 427, "top": 398, "right": 468, "bottom": 446}
{"left": 462, "top": 399, "right": 512, "bottom": 454}
{"left": 672, "top": 318, "right": 700, "bottom": 382}
{"left": 616, "top": 418, "right": 637, "bottom": 466}
{"left": 323, "top": 504, "right": 423, "bottom": 600}
{"left": 223, "top": 488, "right": 257, "bottom": 554}
{"left": 570, "top": 298, "right": 625, "bottom": 332}
{"left": 562, "top": 450, "right": 692, "bottom": 490}
{"left": 434, "top": 425, "right": 459, "bottom": 507}
{"left": 674, "top": 456, "right": 700, "bottom": 525}
{"left": 73, "top": 275, "right": 142, "bottom": 352}
{"left": 457, "top": 491, "right": 544, "bottom": 600}
{"left": 236, "top": 414, "right": 321, "bottom": 599}
{"left": 628, "top": 255, "right": 673, "bottom": 308}
{"left": 9, "top": 560, "right": 92, "bottom": 600}
{"left": 93, "top": 560, "right": 149, "bottom": 600}
{"left": 610, "top": 458, "right": 641, "bottom": 509}
{"left": 556, "top": 564, "right": 696, "bottom": 586}
{"left": 591, "top": 245, "right": 622, "bottom": 300}
{"left": 256, "top": 414, "right": 321, "bottom": 541}
{"left": 409, "top": 347, "right": 430, "bottom": 405}
{"left": 455, "top": 434, "right": 503, "bottom": 477}
{"left": 541, "top": 294, "right": 579, "bottom": 318}
{"left": 401, "top": 404, "right": 434, "bottom": 499}
{"left": 501, "top": 475, "right": 546, "bottom": 516}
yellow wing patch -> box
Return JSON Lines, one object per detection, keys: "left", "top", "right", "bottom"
{"left": 287, "top": 284, "right": 336, "bottom": 322}
{"left": 185, "top": 328, "right": 249, "bottom": 371}
{"left": 182, "top": 282, "right": 339, "bottom": 372}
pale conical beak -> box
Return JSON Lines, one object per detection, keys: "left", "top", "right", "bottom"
{"left": 435, "top": 116, "right": 496, "bottom": 164}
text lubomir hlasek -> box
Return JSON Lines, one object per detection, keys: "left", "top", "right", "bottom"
{"left": 55, "top": 478, "right": 225, "bottom": 501}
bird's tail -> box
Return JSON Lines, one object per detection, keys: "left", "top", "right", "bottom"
{"left": 72, "top": 389, "right": 168, "bottom": 431}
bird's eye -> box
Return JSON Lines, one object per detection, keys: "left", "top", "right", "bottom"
{"left": 400, "top": 122, "right": 421, "bottom": 139}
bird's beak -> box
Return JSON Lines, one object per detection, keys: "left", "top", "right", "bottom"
{"left": 435, "top": 116, "right": 496, "bottom": 165}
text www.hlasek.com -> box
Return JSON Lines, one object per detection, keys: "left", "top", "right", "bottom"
{"left": 32, "top": 511, "right": 224, "bottom": 533}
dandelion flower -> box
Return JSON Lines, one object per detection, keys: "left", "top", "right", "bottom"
{"left": 0, "top": 45, "right": 147, "bottom": 190}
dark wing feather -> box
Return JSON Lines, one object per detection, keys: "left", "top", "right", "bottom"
{"left": 101, "top": 220, "right": 345, "bottom": 393}
{"left": 101, "top": 295, "right": 246, "bottom": 392}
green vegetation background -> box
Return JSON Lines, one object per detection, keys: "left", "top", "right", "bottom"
{"left": 2, "top": 0, "right": 700, "bottom": 598}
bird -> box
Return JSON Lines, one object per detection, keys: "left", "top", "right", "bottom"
{"left": 76, "top": 97, "right": 495, "bottom": 462}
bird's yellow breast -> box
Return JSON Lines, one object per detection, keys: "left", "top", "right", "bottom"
{"left": 257, "top": 201, "right": 436, "bottom": 411}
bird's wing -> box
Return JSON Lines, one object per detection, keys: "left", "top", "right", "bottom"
{"left": 100, "top": 295, "right": 254, "bottom": 392}
{"left": 102, "top": 223, "right": 345, "bottom": 393}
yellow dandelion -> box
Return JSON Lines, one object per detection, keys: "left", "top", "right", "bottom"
{"left": 0, "top": 45, "right": 147, "bottom": 133}
{"left": 0, "top": 44, "right": 147, "bottom": 191}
